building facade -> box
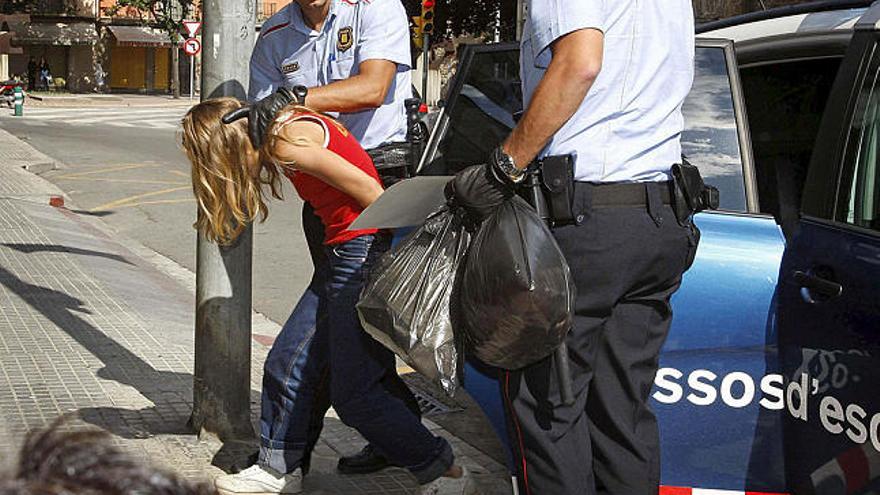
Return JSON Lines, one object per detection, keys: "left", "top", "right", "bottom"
{"left": 1, "top": 0, "right": 189, "bottom": 93}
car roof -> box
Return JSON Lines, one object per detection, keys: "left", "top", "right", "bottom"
{"left": 700, "top": 7, "right": 867, "bottom": 42}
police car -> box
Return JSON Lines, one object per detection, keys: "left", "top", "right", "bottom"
{"left": 416, "top": 1, "right": 880, "bottom": 493}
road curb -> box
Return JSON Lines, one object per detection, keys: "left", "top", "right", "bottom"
{"left": 0, "top": 128, "right": 63, "bottom": 181}
{"left": 25, "top": 94, "right": 196, "bottom": 109}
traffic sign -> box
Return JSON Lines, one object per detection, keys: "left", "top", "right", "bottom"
{"left": 183, "top": 20, "right": 201, "bottom": 38}
{"left": 183, "top": 37, "right": 201, "bottom": 56}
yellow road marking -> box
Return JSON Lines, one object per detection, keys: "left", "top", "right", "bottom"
{"left": 59, "top": 177, "right": 188, "bottom": 185}
{"left": 90, "top": 186, "right": 191, "bottom": 212}
{"left": 54, "top": 163, "right": 155, "bottom": 179}
{"left": 109, "top": 198, "right": 197, "bottom": 210}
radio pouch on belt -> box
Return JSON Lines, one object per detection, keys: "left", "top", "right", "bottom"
{"left": 539, "top": 155, "right": 576, "bottom": 226}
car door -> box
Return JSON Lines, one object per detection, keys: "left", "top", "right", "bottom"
{"left": 420, "top": 41, "right": 788, "bottom": 492}
{"left": 777, "top": 19, "right": 880, "bottom": 494}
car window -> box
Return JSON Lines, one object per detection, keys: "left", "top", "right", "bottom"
{"left": 840, "top": 59, "right": 880, "bottom": 232}
{"left": 424, "top": 45, "right": 748, "bottom": 212}
{"left": 420, "top": 48, "right": 521, "bottom": 176}
{"left": 681, "top": 46, "right": 747, "bottom": 211}
{"left": 740, "top": 57, "right": 843, "bottom": 236}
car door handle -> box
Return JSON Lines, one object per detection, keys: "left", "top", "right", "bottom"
{"left": 793, "top": 270, "right": 843, "bottom": 299}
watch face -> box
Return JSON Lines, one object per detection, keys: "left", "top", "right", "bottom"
{"left": 496, "top": 148, "right": 513, "bottom": 169}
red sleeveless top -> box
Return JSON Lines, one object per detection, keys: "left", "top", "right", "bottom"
{"left": 271, "top": 111, "right": 381, "bottom": 245}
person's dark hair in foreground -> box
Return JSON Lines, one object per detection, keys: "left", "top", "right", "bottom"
{"left": 0, "top": 417, "right": 216, "bottom": 495}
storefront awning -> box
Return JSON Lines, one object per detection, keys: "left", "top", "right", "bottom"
{"left": 0, "top": 32, "right": 23, "bottom": 55}
{"left": 7, "top": 20, "right": 98, "bottom": 46}
{"left": 108, "top": 25, "right": 172, "bottom": 47}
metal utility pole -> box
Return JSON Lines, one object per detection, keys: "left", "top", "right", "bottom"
{"left": 189, "top": 0, "right": 256, "bottom": 442}
{"left": 421, "top": 32, "right": 429, "bottom": 102}
{"left": 516, "top": 0, "right": 526, "bottom": 40}
{"left": 171, "top": 33, "right": 181, "bottom": 98}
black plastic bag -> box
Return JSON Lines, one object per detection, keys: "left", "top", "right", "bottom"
{"left": 357, "top": 208, "right": 471, "bottom": 395}
{"left": 461, "top": 196, "right": 575, "bottom": 369}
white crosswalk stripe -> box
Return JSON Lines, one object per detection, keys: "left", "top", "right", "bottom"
{"left": 2, "top": 106, "right": 190, "bottom": 130}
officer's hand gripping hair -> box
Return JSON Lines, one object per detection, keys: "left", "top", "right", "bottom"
{"left": 221, "top": 86, "right": 307, "bottom": 148}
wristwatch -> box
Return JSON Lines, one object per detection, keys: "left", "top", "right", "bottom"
{"left": 492, "top": 146, "right": 525, "bottom": 183}
{"left": 292, "top": 85, "right": 308, "bottom": 106}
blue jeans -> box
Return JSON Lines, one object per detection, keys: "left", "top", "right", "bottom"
{"left": 259, "top": 207, "right": 449, "bottom": 483}
{"left": 323, "top": 233, "right": 452, "bottom": 483}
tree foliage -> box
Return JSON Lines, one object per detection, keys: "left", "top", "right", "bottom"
{"left": 102, "top": 0, "right": 194, "bottom": 39}
{"left": 1, "top": 0, "right": 63, "bottom": 15}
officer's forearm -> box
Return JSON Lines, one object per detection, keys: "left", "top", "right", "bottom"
{"left": 305, "top": 60, "right": 396, "bottom": 113}
{"left": 503, "top": 29, "right": 604, "bottom": 168}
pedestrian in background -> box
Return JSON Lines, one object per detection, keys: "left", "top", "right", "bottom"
{"left": 38, "top": 57, "right": 50, "bottom": 91}
{"left": 446, "top": 0, "right": 698, "bottom": 493}
{"left": 26, "top": 56, "right": 36, "bottom": 91}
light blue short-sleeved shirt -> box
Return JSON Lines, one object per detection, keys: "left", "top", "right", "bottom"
{"left": 248, "top": 0, "right": 412, "bottom": 150}
{"left": 522, "top": 0, "right": 695, "bottom": 182}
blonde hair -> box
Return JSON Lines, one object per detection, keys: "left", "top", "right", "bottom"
{"left": 180, "top": 97, "right": 283, "bottom": 245}
{"left": 262, "top": 104, "right": 334, "bottom": 166}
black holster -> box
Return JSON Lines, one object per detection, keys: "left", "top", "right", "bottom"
{"left": 671, "top": 159, "right": 720, "bottom": 224}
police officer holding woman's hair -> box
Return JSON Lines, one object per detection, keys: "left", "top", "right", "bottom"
{"left": 447, "top": 0, "right": 699, "bottom": 493}
{"left": 216, "top": 1, "right": 477, "bottom": 494}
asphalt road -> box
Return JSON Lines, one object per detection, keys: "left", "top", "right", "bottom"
{"left": 0, "top": 105, "right": 311, "bottom": 328}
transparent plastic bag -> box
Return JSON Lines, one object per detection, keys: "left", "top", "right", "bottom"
{"left": 460, "top": 196, "right": 575, "bottom": 369}
{"left": 357, "top": 208, "right": 471, "bottom": 395}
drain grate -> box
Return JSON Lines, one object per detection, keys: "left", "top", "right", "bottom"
{"left": 411, "top": 387, "right": 462, "bottom": 417}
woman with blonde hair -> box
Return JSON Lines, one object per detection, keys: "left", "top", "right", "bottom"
{"left": 180, "top": 97, "right": 476, "bottom": 495}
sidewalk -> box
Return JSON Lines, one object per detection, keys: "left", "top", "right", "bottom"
{"left": 0, "top": 127, "right": 511, "bottom": 494}
{"left": 24, "top": 93, "right": 196, "bottom": 108}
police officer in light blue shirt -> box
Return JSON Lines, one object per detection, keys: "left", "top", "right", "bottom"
{"left": 218, "top": 1, "right": 477, "bottom": 494}
{"left": 446, "top": 1, "right": 698, "bottom": 493}
{"left": 247, "top": 0, "right": 412, "bottom": 151}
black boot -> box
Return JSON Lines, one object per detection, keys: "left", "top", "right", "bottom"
{"left": 337, "top": 444, "right": 400, "bottom": 474}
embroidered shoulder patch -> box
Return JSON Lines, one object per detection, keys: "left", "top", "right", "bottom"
{"left": 337, "top": 26, "right": 354, "bottom": 52}
{"left": 281, "top": 61, "right": 300, "bottom": 74}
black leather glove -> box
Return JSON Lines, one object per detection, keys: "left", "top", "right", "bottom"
{"left": 445, "top": 159, "right": 516, "bottom": 224}
{"left": 221, "top": 86, "right": 306, "bottom": 148}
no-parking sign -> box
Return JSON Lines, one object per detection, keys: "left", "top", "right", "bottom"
{"left": 183, "top": 38, "right": 201, "bottom": 56}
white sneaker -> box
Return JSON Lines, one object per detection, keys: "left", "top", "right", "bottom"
{"left": 416, "top": 466, "right": 480, "bottom": 495}
{"left": 214, "top": 464, "right": 303, "bottom": 494}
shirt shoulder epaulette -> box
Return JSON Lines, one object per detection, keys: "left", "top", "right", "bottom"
{"left": 259, "top": 5, "right": 293, "bottom": 39}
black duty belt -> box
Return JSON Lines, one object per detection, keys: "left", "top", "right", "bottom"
{"left": 575, "top": 180, "right": 673, "bottom": 207}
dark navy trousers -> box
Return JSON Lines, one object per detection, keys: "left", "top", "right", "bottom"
{"left": 502, "top": 182, "right": 699, "bottom": 495}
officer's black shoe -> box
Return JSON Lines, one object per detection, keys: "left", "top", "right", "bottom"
{"left": 337, "top": 444, "right": 399, "bottom": 474}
